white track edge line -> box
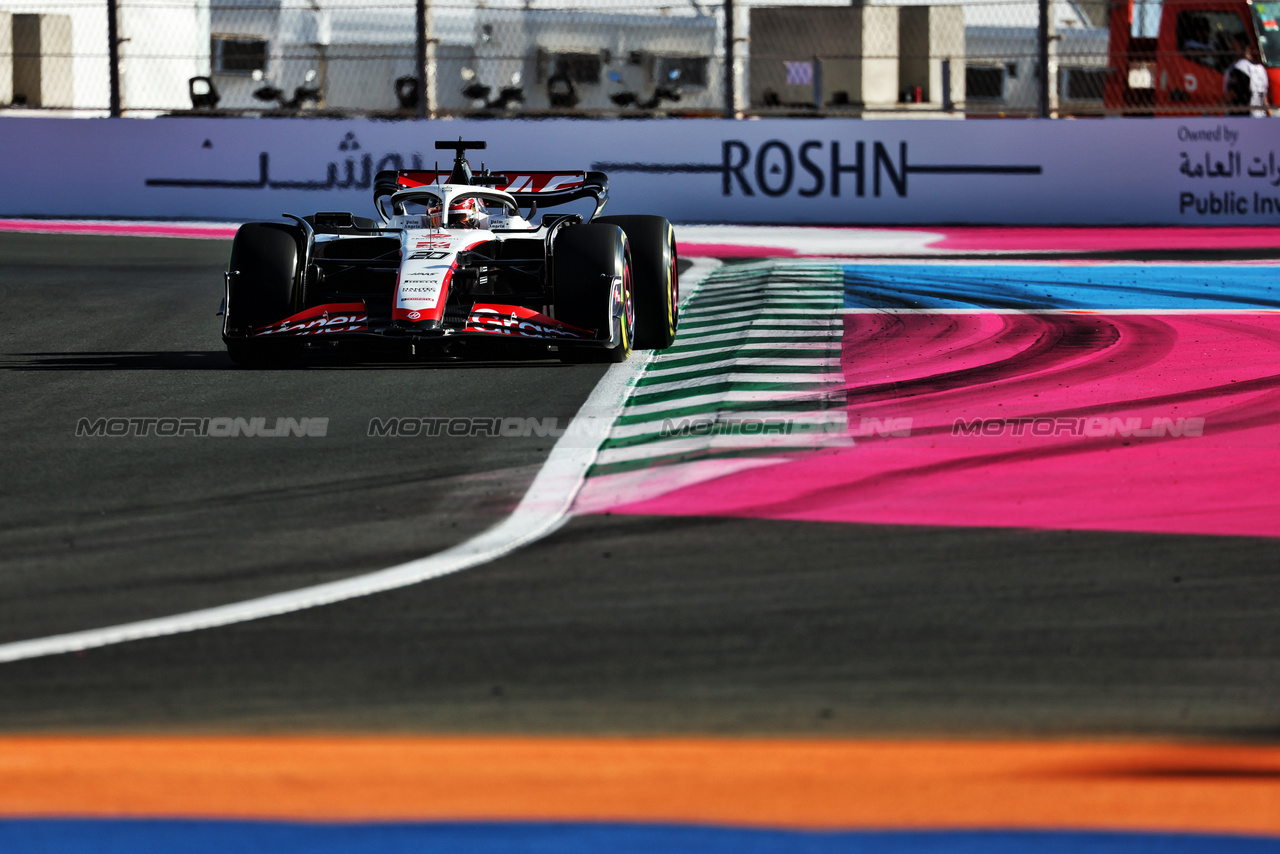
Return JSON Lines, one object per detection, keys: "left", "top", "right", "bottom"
{"left": 0, "top": 260, "right": 723, "bottom": 664}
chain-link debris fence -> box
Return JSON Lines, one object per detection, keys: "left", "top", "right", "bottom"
{"left": 0, "top": 0, "right": 1267, "bottom": 118}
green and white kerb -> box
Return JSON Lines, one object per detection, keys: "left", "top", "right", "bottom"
{"left": 590, "top": 260, "right": 851, "bottom": 478}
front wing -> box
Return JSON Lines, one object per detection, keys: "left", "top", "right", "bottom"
{"left": 238, "top": 300, "right": 601, "bottom": 356}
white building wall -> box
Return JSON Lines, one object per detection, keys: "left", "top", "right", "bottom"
{"left": 119, "top": 0, "right": 210, "bottom": 110}
{"left": 0, "top": 0, "right": 208, "bottom": 111}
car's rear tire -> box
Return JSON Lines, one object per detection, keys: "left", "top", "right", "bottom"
{"left": 224, "top": 222, "right": 304, "bottom": 367}
{"left": 594, "top": 215, "right": 677, "bottom": 350}
{"left": 553, "top": 223, "right": 634, "bottom": 364}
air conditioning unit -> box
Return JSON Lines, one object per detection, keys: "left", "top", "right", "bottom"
{"left": 12, "top": 14, "right": 73, "bottom": 108}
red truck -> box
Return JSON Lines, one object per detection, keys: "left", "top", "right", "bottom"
{"left": 1106, "top": 0, "right": 1279, "bottom": 113}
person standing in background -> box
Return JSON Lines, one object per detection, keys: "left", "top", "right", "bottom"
{"left": 1224, "top": 33, "right": 1272, "bottom": 116}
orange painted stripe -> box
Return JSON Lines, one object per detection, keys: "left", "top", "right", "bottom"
{"left": 0, "top": 737, "right": 1277, "bottom": 834}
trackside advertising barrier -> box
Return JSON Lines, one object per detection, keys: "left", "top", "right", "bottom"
{"left": 0, "top": 116, "right": 1278, "bottom": 224}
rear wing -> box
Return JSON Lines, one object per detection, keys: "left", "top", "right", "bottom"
{"left": 373, "top": 169, "right": 610, "bottom": 218}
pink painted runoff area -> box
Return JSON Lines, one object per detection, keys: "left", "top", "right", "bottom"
{"left": 595, "top": 311, "right": 1280, "bottom": 538}
{"left": 0, "top": 219, "right": 239, "bottom": 239}
{"left": 677, "top": 226, "right": 1280, "bottom": 257}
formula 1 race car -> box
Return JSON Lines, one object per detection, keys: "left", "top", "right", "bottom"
{"left": 220, "top": 139, "right": 678, "bottom": 365}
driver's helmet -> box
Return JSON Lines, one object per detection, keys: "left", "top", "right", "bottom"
{"left": 447, "top": 196, "right": 489, "bottom": 229}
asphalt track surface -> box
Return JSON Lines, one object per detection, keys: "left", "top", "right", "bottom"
{"left": 2, "top": 230, "right": 1280, "bottom": 741}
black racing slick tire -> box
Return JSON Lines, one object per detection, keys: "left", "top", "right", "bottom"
{"left": 224, "top": 222, "right": 304, "bottom": 367}
{"left": 552, "top": 223, "right": 634, "bottom": 364}
{"left": 226, "top": 222, "right": 302, "bottom": 330}
{"left": 595, "top": 215, "right": 678, "bottom": 350}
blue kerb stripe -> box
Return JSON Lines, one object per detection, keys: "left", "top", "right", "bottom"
{"left": 843, "top": 264, "right": 1280, "bottom": 310}
{"left": 2, "top": 821, "right": 1278, "bottom": 854}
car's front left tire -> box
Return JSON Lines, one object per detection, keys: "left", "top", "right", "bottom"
{"left": 594, "top": 215, "right": 678, "bottom": 350}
